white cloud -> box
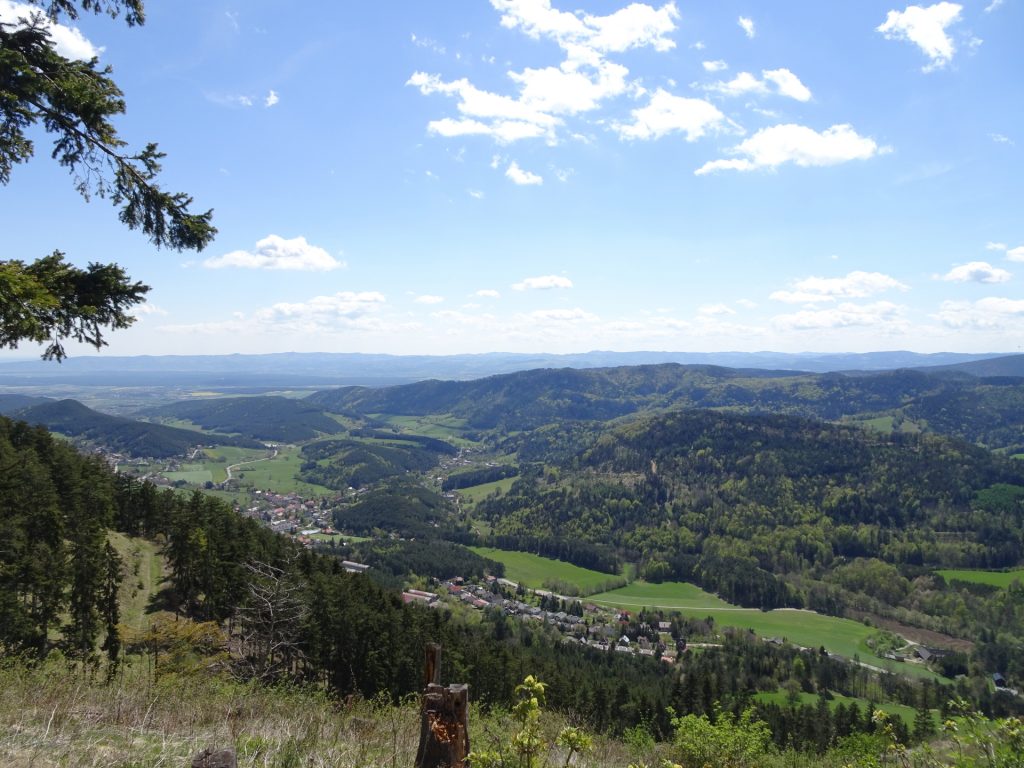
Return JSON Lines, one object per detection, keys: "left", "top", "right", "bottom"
{"left": 940, "top": 261, "right": 1011, "bottom": 284}
{"left": 512, "top": 275, "right": 573, "bottom": 290}
{"left": 476, "top": 289, "right": 501, "bottom": 298}
{"left": 265, "top": 90, "right": 279, "bottom": 107}
{"left": 505, "top": 161, "right": 544, "bottom": 185}
{"left": 877, "top": 3, "right": 963, "bottom": 72}
{"left": 989, "top": 133, "right": 1014, "bottom": 146}
{"left": 612, "top": 88, "right": 729, "bottom": 141}
{"left": 415, "top": 295, "right": 445, "bottom": 304}
{"left": 989, "top": 242, "right": 1024, "bottom": 261}
{"left": 762, "top": 69, "right": 812, "bottom": 101}
{"left": 696, "top": 124, "right": 883, "bottom": 175}
{"left": 203, "top": 235, "right": 346, "bottom": 271}
{"left": 738, "top": 16, "right": 756, "bottom": 38}
{"left": 736, "top": 298, "right": 758, "bottom": 309}
{"left": 0, "top": 1, "right": 101, "bottom": 59}
{"left": 468, "top": 189, "right": 485, "bottom": 199}
{"left": 410, "top": 1, "right": 681, "bottom": 147}
{"left": 132, "top": 303, "right": 168, "bottom": 319}
{"left": 525, "top": 307, "right": 598, "bottom": 322}
{"left": 935, "top": 297, "right": 1024, "bottom": 329}
{"left": 984, "top": 0, "right": 1004, "bottom": 12}
{"left": 771, "top": 271, "right": 909, "bottom": 303}
{"left": 704, "top": 68, "right": 812, "bottom": 102}
{"left": 702, "top": 60, "right": 728, "bottom": 72}
{"left": 773, "top": 301, "right": 907, "bottom": 331}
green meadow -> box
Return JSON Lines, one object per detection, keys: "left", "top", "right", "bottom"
{"left": 457, "top": 476, "right": 517, "bottom": 503}
{"left": 937, "top": 568, "right": 1024, "bottom": 588}
{"left": 589, "top": 581, "right": 945, "bottom": 680}
{"left": 469, "top": 547, "right": 624, "bottom": 595}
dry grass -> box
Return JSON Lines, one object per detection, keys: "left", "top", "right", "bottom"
{"left": 0, "top": 657, "right": 423, "bottom": 768}
{"left": 0, "top": 657, "right": 651, "bottom": 768}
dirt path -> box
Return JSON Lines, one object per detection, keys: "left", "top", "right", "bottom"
{"left": 225, "top": 448, "right": 278, "bottom": 480}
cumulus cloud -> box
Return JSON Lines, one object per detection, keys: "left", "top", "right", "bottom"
{"left": 935, "top": 297, "right": 1024, "bottom": 329}
{"left": 415, "top": 294, "right": 445, "bottom": 304}
{"left": 771, "top": 271, "right": 909, "bottom": 304}
{"left": 704, "top": 68, "right": 812, "bottom": 102}
{"left": 773, "top": 301, "right": 907, "bottom": 331}
{"left": 702, "top": 60, "right": 728, "bottom": 72}
{"left": 940, "top": 261, "right": 1011, "bottom": 284}
{"left": 251, "top": 292, "right": 387, "bottom": 331}
{"left": 203, "top": 235, "right": 346, "bottom": 271}
{"left": 132, "top": 303, "right": 168, "bottom": 319}
{"left": 0, "top": 1, "right": 101, "bottom": 59}
{"left": 877, "top": 3, "right": 963, "bottom": 72}
{"left": 695, "top": 123, "right": 883, "bottom": 175}
{"left": 612, "top": 88, "right": 729, "bottom": 141}
{"left": 476, "top": 289, "right": 501, "bottom": 298}
{"left": 505, "top": 161, "right": 544, "bottom": 185}
{"left": 265, "top": 90, "right": 279, "bottom": 107}
{"left": 512, "top": 275, "right": 573, "bottom": 290}
{"left": 409, "top": 1, "right": 681, "bottom": 146}
{"left": 738, "top": 16, "right": 756, "bottom": 38}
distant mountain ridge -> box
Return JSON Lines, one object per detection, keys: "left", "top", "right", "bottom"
{"left": 0, "top": 350, "right": 1012, "bottom": 387}
{"left": 308, "top": 363, "right": 1024, "bottom": 450}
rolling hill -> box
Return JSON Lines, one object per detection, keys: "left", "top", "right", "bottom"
{"left": 11, "top": 399, "right": 262, "bottom": 457}
{"left": 141, "top": 396, "right": 344, "bottom": 442}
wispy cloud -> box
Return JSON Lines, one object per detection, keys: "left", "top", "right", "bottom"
{"left": 738, "top": 16, "right": 756, "bottom": 38}
{"left": 512, "top": 275, "right": 573, "bottom": 290}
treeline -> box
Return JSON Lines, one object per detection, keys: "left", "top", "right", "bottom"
{"left": 479, "top": 533, "right": 621, "bottom": 575}
{"left": 339, "top": 539, "right": 505, "bottom": 584}
{"left": 300, "top": 438, "right": 446, "bottom": 489}
{"left": 442, "top": 463, "right": 518, "bottom": 491}
{"left": 331, "top": 481, "right": 470, "bottom": 539}
{"left": 142, "top": 396, "right": 342, "bottom": 442}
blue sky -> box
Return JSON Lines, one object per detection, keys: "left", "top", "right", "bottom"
{"left": 2, "top": 0, "right": 1023, "bottom": 358}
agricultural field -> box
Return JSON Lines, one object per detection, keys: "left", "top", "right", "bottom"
{"left": 469, "top": 547, "right": 625, "bottom": 595}
{"left": 228, "top": 444, "right": 334, "bottom": 496}
{"left": 162, "top": 464, "right": 214, "bottom": 484}
{"left": 937, "top": 568, "right": 1024, "bottom": 588}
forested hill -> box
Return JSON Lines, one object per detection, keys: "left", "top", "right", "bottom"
{"left": 140, "top": 396, "right": 344, "bottom": 442}
{"left": 7, "top": 399, "right": 262, "bottom": 458}
{"left": 485, "top": 409, "right": 1024, "bottom": 609}
{"left": 309, "top": 363, "right": 1024, "bottom": 449}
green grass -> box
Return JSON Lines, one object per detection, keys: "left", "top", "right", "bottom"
{"left": 163, "top": 467, "right": 213, "bottom": 484}
{"left": 470, "top": 547, "right": 624, "bottom": 595}
{"left": 373, "top": 413, "right": 479, "bottom": 445}
{"left": 937, "top": 568, "right": 1024, "bottom": 588}
{"left": 106, "top": 531, "right": 165, "bottom": 631}
{"left": 229, "top": 445, "right": 334, "bottom": 497}
{"left": 588, "top": 581, "right": 946, "bottom": 680}
{"left": 457, "top": 476, "right": 517, "bottom": 503}
{"left": 753, "top": 691, "right": 928, "bottom": 729}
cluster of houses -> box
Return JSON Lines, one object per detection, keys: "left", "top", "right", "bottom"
{"left": 408, "top": 576, "right": 687, "bottom": 663}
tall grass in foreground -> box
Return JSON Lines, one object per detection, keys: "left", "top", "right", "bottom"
{"left": 0, "top": 657, "right": 642, "bottom": 768}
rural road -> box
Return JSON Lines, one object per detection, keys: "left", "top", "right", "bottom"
{"left": 225, "top": 448, "right": 278, "bottom": 481}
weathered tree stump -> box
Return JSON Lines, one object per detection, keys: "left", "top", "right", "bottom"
{"left": 415, "top": 644, "right": 470, "bottom": 768}
{"left": 190, "top": 747, "right": 237, "bottom": 768}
